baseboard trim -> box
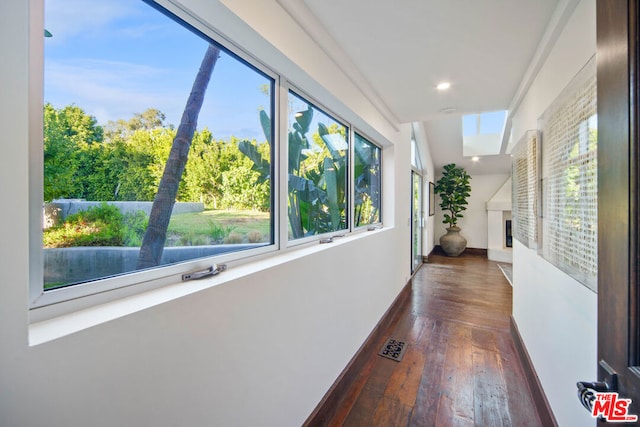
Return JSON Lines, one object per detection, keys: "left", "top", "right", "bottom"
{"left": 510, "top": 316, "right": 558, "bottom": 427}
{"left": 303, "top": 280, "right": 412, "bottom": 426}
{"left": 423, "top": 247, "right": 436, "bottom": 263}
{"left": 433, "top": 245, "right": 488, "bottom": 257}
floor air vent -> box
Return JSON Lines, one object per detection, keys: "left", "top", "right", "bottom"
{"left": 378, "top": 338, "right": 407, "bottom": 362}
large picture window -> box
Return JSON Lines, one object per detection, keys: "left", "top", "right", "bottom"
{"left": 33, "top": 0, "right": 384, "bottom": 310}
{"left": 40, "top": 0, "right": 274, "bottom": 296}
{"left": 287, "top": 91, "right": 349, "bottom": 240}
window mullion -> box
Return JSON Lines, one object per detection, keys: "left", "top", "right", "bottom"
{"left": 349, "top": 127, "right": 355, "bottom": 232}
{"left": 279, "top": 80, "right": 290, "bottom": 248}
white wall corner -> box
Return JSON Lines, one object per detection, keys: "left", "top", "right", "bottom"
{"left": 486, "top": 177, "right": 512, "bottom": 212}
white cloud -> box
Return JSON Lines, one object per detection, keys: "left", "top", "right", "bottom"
{"left": 116, "top": 23, "right": 167, "bottom": 39}
{"left": 45, "top": 58, "right": 187, "bottom": 124}
{"left": 44, "top": 0, "right": 139, "bottom": 44}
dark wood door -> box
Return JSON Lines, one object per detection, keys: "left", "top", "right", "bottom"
{"left": 594, "top": 0, "right": 640, "bottom": 423}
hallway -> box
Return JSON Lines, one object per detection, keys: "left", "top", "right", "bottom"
{"left": 310, "top": 252, "right": 543, "bottom": 426}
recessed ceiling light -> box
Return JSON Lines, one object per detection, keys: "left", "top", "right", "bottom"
{"left": 437, "top": 82, "right": 451, "bottom": 91}
{"left": 439, "top": 107, "right": 457, "bottom": 114}
{"left": 471, "top": 156, "right": 480, "bottom": 162}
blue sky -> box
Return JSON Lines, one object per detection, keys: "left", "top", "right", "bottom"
{"left": 462, "top": 110, "right": 507, "bottom": 137}
{"left": 44, "top": 0, "right": 272, "bottom": 141}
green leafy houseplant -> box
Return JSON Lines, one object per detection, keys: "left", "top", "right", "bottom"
{"left": 434, "top": 163, "right": 471, "bottom": 256}
{"left": 434, "top": 163, "right": 471, "bottom": 227}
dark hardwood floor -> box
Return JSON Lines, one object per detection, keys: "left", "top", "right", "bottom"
{"left": 310, "top": 252, "right": 542, "bottom": 427}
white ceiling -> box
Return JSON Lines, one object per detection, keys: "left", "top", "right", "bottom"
{"left": 277, "top": 0, "right": 569, "bottom": 174}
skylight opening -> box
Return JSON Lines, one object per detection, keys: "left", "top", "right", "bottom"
{"left": 462, "top": 110, "right": 508, "bottom": 157}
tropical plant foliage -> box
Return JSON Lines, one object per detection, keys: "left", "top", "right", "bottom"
{"left": 434, "top": 163, "right": 471, "bottom": 227}
{"left": 43, "top": 103, "right": 270, "bottom": 211}
{"left": 240, "top": 106, "right": 351, "bottom": 239}
{"left": 239, "top": 106, "right": 382, "bottom": 237}
{"left": 353, "top": 134, "right": 381, "bottom": 227}
{"left": 44, "top": 101, "right": 377, "bottom": 245}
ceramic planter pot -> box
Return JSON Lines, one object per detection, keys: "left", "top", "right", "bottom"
{"left": 440, "top": 226, "right": 467, "bottom": 256}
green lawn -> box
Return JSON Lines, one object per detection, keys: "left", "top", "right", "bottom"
{"left": 44, "top": 208, "right": 271, "bottom": 248}
{"left": 166, "top": 209, "right": 271, "bottom": 246}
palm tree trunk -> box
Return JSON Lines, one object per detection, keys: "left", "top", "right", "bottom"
{"left": 137, "top": 44, "right": 220, "bottom": 269}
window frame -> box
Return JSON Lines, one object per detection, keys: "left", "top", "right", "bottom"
{"left": 29, "top": 0, "right": 385, "bottom": 316}
{"left": 30, "top": 0, "right": 281, "bottom": 310}
{"left": 352, "top": 131, "right": 383, "bottom": 229}
{"left": 284, "top": 86, "right": 352, "bottom": 246}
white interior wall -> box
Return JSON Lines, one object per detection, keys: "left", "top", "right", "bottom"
{"left": 510, "top": 0, "right": 597, "bottom": 426}
{"left": 486, "top": 178, "right": 513, "bottom": 263}
{"left": 434, "top": 173, "right": 509, "bottom": 250}
{"left": 487, "top": 212, "right": 512, "bottom": 263}
{"left": 0, "top": 1, "right": 412, "bottom": 426}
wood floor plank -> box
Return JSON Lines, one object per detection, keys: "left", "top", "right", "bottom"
{"left": 325, "top": 360, "right": 374, "bottom": 426}
{"left": 409, "top": 319, "right": 449, "bottom": 425}
{"left": 472, "top": 328, "right": 512, "bottom": 426}
{"left": 341, "top": 358, "right": 396, "bottom": 426}
{"left": 383, "top": 345, "right": 426, "bottom": 407}
{"left": 435, "top": 322, "right": 474, "bottom": 426}
{"left": 340, "top": 385, "right": 383, "bottom": 427}
{"left": 324, "top": 287, "right": 412, "bottom": 426}
{"left": 372, "top": 396, "right": 413, "bottom": 426}
{"left": 497, "top": 331, "right": 544, "bottom": 426}
{"left": 407, "top": 315, "right": 431, "bottom": 345}
{"left": 326, "top": 314, "right": 409, "bottom": 426}
{"left": 309, "top": 253, "right": 544, "bottom": 427}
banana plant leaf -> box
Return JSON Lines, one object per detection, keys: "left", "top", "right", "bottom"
{"left": 323, "top": 157, "right": 341, "bottom": 229}
{"left": 289, "top": 174, "right": 328, "bottom": 205}
{"left": 294, "top": 107, "right": 313, "bottom": 134}
{"left": 318, "top": 122, "right": 348, "bottom": 161}
{"left": 259, "top": 109, "right": 272, "bottom": 144}
{"left": 238, "top": 140, "right": 270, "bottom": 181}
{"left": 354, "top": 138, "right": 372, "bottom": 165}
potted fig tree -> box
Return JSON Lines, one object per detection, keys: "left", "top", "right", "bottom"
{"left": 434, "top": 163, "right": 471, "bottom": 256}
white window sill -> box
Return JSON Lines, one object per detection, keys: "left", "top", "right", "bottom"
{"left": 28, "top": 226, "right": 387, "bottom": 346}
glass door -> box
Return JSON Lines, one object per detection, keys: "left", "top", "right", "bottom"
{"left": 411, "top": 171, "right": 423, "bottom": 273}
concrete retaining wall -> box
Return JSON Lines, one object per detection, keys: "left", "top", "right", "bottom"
{"left": 44, "top": 244, "right": 265, "bottom": 286}
{"left": 44, "top": 200, "right": 205, "bottom": 227}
